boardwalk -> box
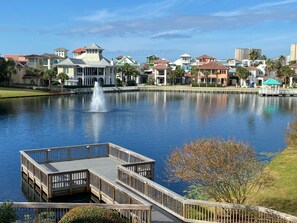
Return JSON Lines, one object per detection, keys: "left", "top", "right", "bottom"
{"left": 21, "top": 143, "right": 297, "bottom": 223}
{"left": 40, "top": 157, "right": 182, "bottom": 223}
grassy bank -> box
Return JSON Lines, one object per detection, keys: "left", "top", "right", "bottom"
{"left": 249, "top": 146, "right": 297, "bottom": 216}
{"left": 0, "top": 87, "right": 52, "bottom": 98}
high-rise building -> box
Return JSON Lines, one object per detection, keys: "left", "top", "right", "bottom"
{"left": 290, "top": 44, "right": 297, "bottom": 62}
{"left": 235, "top": 48, "right": 262, "bottom": 60}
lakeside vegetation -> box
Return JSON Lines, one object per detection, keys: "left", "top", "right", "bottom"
{"left": 249, "top": 146, "right": 297, "bottom": 216}
{"left": 0, "top": 87, "right": 51, "bottom": 98}
{"left": 249, "top": 118, "right": 297, "bottom": 216}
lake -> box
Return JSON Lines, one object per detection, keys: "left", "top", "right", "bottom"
{"left": 1, "top": 91, "right": 296, "bottom": 201}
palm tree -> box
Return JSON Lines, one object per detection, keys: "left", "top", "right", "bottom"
{"left": 278, "top": 65, "right": 294, "bottom": 87}
{"left": 120, "top": 63, "right": 140, "bottom": 86}
{"left": 43, "top": 69, "right": 56, "bottom": 88}
{"left": 203, "top": 70, "right": 210, "bottom": 87}
{"left": 249, "top": 50, "right": 260, "bottom": 66}
{"left": 190, "top": 66, "right": 199, "bottom": 85}
{"left": 4, "top": 59, "right": 17, "bottom": 85}
{"left": 57, "top": 72, "right": 69, "bottom": 90}
{"left": 279, "top": 55, "right": 286, "bottom": 67}
{"left": 266, "top": 59, "right": 274, "bottom": 77}
{"left": 236, "top": 67, "right": 249, "bottom": 87}
{"left": 170, "top": 66, "right": 184, "bottom": 85}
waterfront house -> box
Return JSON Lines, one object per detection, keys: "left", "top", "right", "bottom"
{"left": 174, "top": 53, "right": 192, "bottom": 72}
{"left": 197, "top": 61, "right": 229, "bottom": 86}
{"left": 152, "top": 59, "right": 171, "bottom": 85}
{"left": 115, "top": 55, "right": 146, "bottom": 84}
{"left": 56, "top": 43, "right": 116, "bottom": 86}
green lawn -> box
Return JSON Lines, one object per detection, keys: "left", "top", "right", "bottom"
{"left": 248, "top": 146, "right": 297, "bottom": 216}
{"left": 0, "top": 87, "right": 51, "bottom": 98}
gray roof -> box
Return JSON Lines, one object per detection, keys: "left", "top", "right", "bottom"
{"left": 55, "top": 47, "right": 68, "bottom": 51}
{"left": 57, "top": 58, "right": 86, "bottom": 66}
{"left": 84, "top": 43, "right": 103, "bottom": 50}
{"left": 57, "top": 57, "right": 112, "bottom": 67}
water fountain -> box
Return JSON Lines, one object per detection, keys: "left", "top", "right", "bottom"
{"left": 89, "top": 81, "right": 107, "bottom": 112}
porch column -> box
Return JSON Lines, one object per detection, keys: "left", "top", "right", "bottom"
{"left": 164, "top": 69, "right": 167, "bottom": 85}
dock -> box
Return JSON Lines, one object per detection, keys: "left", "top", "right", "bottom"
{"left": 259, "top": 88, "right": 297, "bottom": 96}
{"left": 20, "top": 143, "right": 297, "bottom": 223}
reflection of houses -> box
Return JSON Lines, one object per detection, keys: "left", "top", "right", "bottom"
{"left": 152, "top": 59, "right": 171, "bottom": 85}
{"left": 56, "top": 43, "right": 115, "bottom": 86}
{"left": 198, "top": 61, "right": 229, "bottom": 86}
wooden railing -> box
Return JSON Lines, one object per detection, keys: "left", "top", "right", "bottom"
{"left": 117, "top": 165, "right": 297, "bottom": 223}
{"left": 24, "top": 143, "right": 109, "bottom": 163}
{"left": 4, "top": 202, "right": 151, "bottom": 223}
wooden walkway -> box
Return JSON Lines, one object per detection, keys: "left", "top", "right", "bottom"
{"left": 40, "top": 157, "right": 182, "bottom": 223}
{"left": 21, "top": 143, "right": 297, "bottom": 223}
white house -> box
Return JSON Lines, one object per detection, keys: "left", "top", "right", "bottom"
{"left": 56, "top": 43, "right": 116, "bottom": 86}
{"left": 174, "top": 53, "right": 192, "bottom": 72}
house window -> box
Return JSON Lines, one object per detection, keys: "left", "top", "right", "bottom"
{"left": 64, "top": 67, "right": 69, "bottom": 73}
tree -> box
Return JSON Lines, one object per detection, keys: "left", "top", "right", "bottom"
{"left": 203, "top": 70, "right": 210, "bottom": 87}
{"left": 278, "top": 65, "right": 294, "bottom": 87}
{"left": 190, "top": 66, "right": 200, "bottom": 85}
{"left": 236, "top": 67, "right": 249, "bottom": 87}
{"left": 119, "top": 63, "right": 139, "bottom": 86}
{"left": 169, "top": 66, "right": 184, "bottom": 85}
{"left": 260, "top": 55, "right": 267, "bottom": 60}
{"left": 279, "top": 55, "right": 286, "bottom": 67}
{"left": 25, "top": 67, "right": 44, "bottom": 85}
{"left": 43, "top": 69, "right": 56, "bottom": 87}
{"left": 249, "top": 50, "right": 260, "bottom": 66}
{"left": 3, "top": 59, "right": 16, "bottom": 85}
{"left": 146, "top": 55, "right": 160, "bottom": 64}
{"left": 266, "top": 58, "right": 275, "bottom": 77}
{"left": 0, "top": 201, "right": 17, "bottom": 223}
{"left": 57, "top": 72, "right": 69, "bottom": 90}
{"left": 166, "top": 138, "right": 270, "bottom": 204}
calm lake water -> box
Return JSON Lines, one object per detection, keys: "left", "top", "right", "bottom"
{"left": 1, "top": 92, "right": 297, "bottom": 201}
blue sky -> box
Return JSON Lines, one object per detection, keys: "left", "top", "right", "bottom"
{"left": 1, "top": 0, "right": 297, "bottom": 62}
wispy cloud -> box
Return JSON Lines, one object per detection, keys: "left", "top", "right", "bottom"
{"left": 151, "top": 31, "right": 191, "bottom": 39}
{"left": 59, "top": 0, "right": 297, "bottom": 39}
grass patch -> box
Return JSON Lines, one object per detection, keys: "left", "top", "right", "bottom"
{"left": 248, "top": 146, "right": 297, "bottom": 216}
{"left": 0, "top": 87, "right": 51, "bottom": 98}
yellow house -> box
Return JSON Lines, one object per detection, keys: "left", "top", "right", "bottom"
{"left": 56, "top": 43, "right": 115, "bottom": 86}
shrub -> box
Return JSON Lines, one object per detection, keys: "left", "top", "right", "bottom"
{"left": 286, "top": 118, "right": 297, "bottom": 147}
{"left": 0, "top": 201, "right": 17, "bottom": 223}
{"left": 58, "top": 206, "right": 127, "bottom": 223}
{"left": 127, "top": 80, "right": 136, "bottom": 86}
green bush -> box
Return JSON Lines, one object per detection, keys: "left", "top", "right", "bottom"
{"left": 0, "top": 201, "right": 17, "bottom": 223}
{"left": 127, "top": 80, "right": 136, "bottom": 86}
{"left": 58, "top": 206, "right": 127, "bottom": 223}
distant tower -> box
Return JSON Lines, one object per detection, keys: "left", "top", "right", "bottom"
{"left": 290, "top": 44, "right": 297, "bottom": 62}
{"left": 55, "top": 48, "right": 68, "bottom": 58}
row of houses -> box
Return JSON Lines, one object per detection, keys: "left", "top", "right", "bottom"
{"left": 4, "top": 43, "right": 297, "bottom": 87}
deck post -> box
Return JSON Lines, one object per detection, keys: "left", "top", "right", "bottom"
{"left": 34, "top": 208, "right": 39, "bottom": 223}
{"left": 67, "top": 147, "right": 71, "bottom": 161}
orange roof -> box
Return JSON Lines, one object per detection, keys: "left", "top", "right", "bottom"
{"left": 198, "top": 61, "right": 228, "bottom": 70}
{"left": 4, "top": 54, "right": 27, "bottom": 62}
{"left": 197, "top": 54, "right": 215, "bottom": 59}
{"left": 154, "top": 65, "right": 171, "bottom": 70}
{"left": 154, "top": 59, "right": 169, "bottom": 63}
{"left": 73, "top": 48, "right": 86, "bottom": 53}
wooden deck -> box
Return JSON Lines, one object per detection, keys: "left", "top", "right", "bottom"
{"left": 20, "top": 143, "right": 297, "bottom": 223}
